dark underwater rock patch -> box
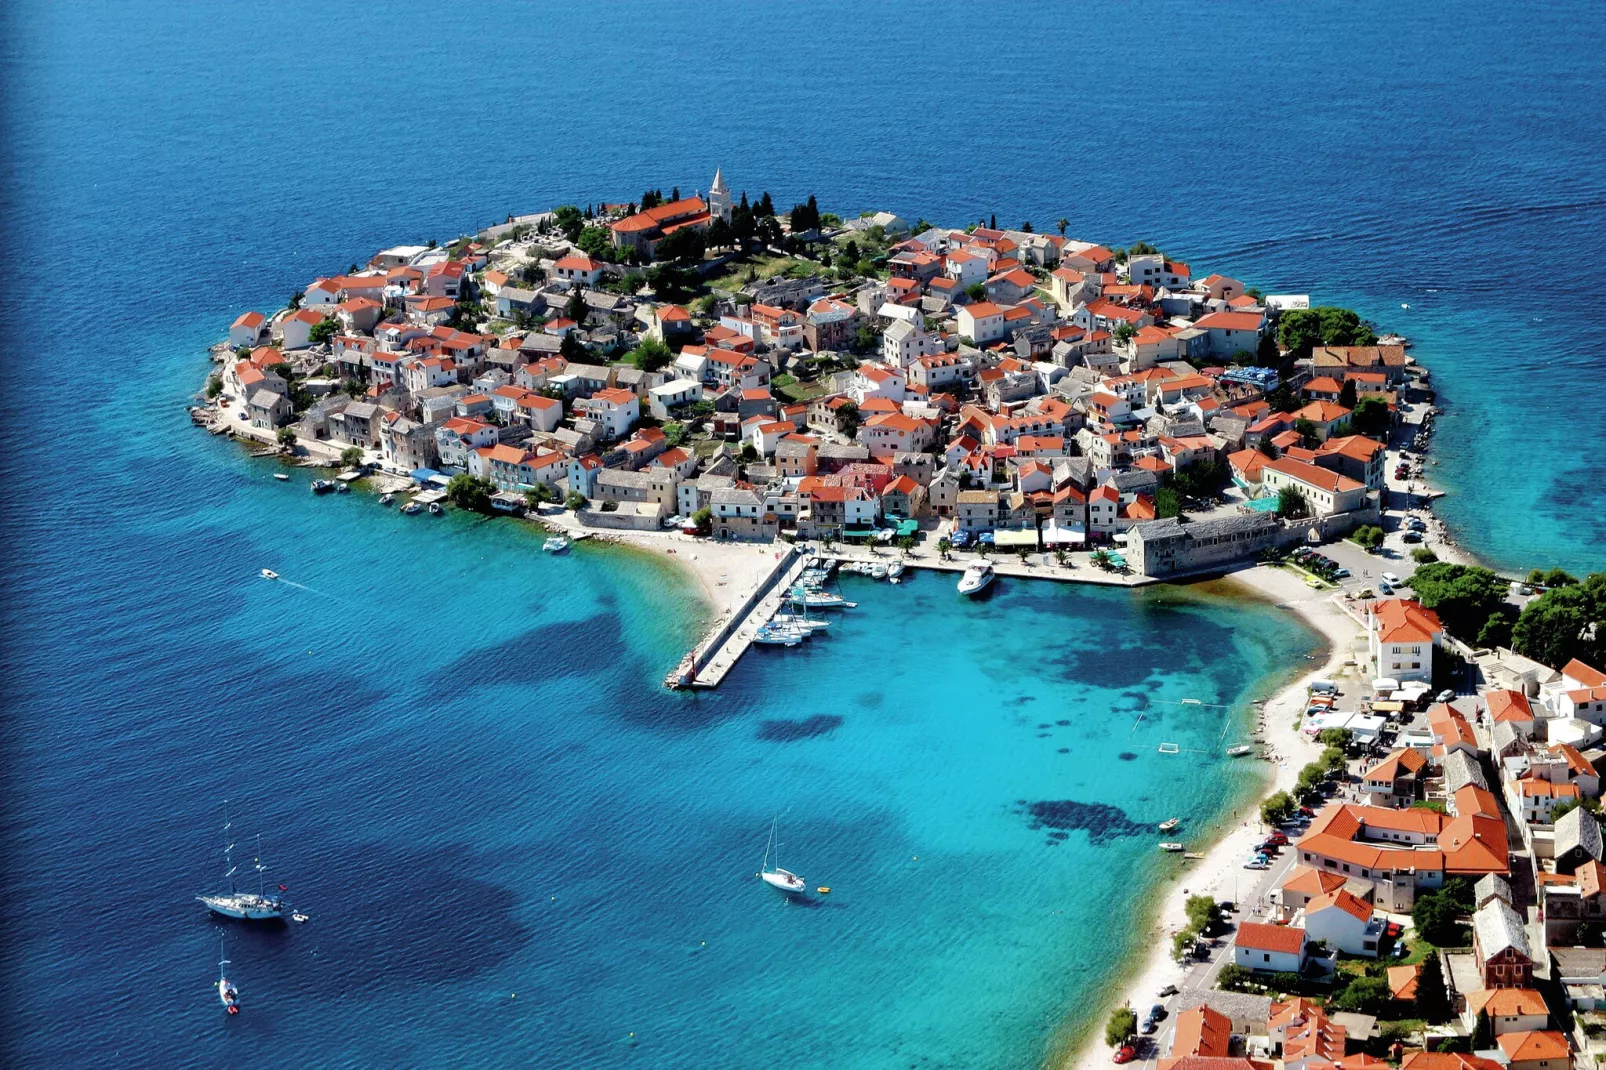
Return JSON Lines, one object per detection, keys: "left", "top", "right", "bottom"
{"left": 756, "top": 714, "right": 844, "bottom": 742}
{"left": 1021, "top": 800, "right": 1148, "bottom": 845}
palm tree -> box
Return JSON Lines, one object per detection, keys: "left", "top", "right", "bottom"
{"left": 1056, "top": 218, "right": 1069, "bottom": 236}
{"left": 1054, "top": 548, "right": 1069, "bottom": 568}
{"left": 1091, "top": 548, "right": 1113, "bottom": 571}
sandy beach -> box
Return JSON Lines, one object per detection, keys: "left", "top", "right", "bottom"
{"left": 534, "top": 507, "right": 782, "bottom": 621}
{"left": 1056, "top": 563, "right": 1368, "bottom": 1070}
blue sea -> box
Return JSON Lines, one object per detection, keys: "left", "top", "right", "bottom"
{"left": 2, "top": 1, "right": 1602, "bottom": 1065}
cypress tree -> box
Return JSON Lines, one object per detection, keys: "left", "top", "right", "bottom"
{"left": 1414, "top": 952, "right": 1450, "bottom": 1023}
{"left": 1472, "top": 1008, "right": 1493, "bottom": 1050}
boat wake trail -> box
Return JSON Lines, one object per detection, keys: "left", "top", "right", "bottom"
{"left": 270, "top": 577, "right": 356, "bottom": 607}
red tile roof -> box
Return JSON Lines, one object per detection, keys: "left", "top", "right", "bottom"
{"left": 1235, "top": 922, "right": 1305, "bottom": 954}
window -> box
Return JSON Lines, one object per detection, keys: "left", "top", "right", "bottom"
{"left": 1263, "top": 953, "right": 1271, "bottom": 963}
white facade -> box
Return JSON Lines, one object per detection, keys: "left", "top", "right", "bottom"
{"left": 648, "top": 379, "right": 703, "bottom": 420}
{"left": 957, "top": 303, "right": 1006, "bottom": 344}
{"left": 883, "top": 320, "right": 938, "bottom": 369}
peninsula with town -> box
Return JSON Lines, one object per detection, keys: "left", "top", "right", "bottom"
{"left": 196, "top": 171, "right": 1606, "bottom": 1070}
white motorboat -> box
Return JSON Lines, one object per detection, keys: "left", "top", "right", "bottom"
{"left": 867, "top": 563, "right": 888, "bottom": 580}
{"left": 217, "top": 939, "right": 240, "bottom": 1015}
{"left": 401, "top": 501, "right": 423, "bottom": 515}
{"left": 427, "top": 502, "right": 444, "bottom": 516}
{"left": 1226, "top": 745, "right": 1255, "bottom": 757}
{"left": 272, "top": 473, "right": 290, "bottom": 482}
{"left": 1159, "top": 842, "right": 1186, "bottom": 853}
{"left": 379, "top": 493, "right": 394, "bottom": 506}
{"left": 1158, "top": 818, "right": 1181, "bottom": 833}
{"left": 198, "top": 810, "right": 287, "bottom": 921}
{"left": 260, "top": 569, "right": 279, "bottom": 581}
{"left": 957, "top": 561, "right": 995, "bottom": 596}
{"left": 543, "top": 535, "right": 570, "bottom": 553}
{"left": 758, "top": 817, "right": 807, "bottom": 895}
{"left": 886, "top": 561, "right": 906, "bottom": 579}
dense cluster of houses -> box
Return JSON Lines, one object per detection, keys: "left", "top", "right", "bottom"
{"left": 1180, "top": 649, "right": 1606, "bottom": 1070}
{"left": 215, "top": 172, "right": 1403, "bottom": 572}
{"left": 1157, "top": 995, "right": 1569, "bottom": 1070}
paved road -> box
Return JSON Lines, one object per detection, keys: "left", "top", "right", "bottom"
{"left": 1138, "top": 823, "right": 1305, "bottom": 1066}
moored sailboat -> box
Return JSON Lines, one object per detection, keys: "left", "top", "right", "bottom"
{"left": 197, "top": 810, "right": 287, "bottom": 922}
{"left": 217, "top": 939, "right": 240, "bottom": 1014}
{"left": 758, "top": 817, "right": 807, "bottom": 895}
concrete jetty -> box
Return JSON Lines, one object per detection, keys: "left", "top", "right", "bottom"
{"left": 665, "top": 547, "right": 806, "bottom": 690}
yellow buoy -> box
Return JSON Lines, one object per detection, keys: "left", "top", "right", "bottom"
{"left": 816, "top": 886, "right": 831, "bottom": 894}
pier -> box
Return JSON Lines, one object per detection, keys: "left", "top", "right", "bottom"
{"left": 665, "top": 547, "right": 807, "bottom": 690}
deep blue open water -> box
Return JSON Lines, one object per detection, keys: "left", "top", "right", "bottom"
{"left": 2, "top": 1, "right": 1602, "bottom": 1066}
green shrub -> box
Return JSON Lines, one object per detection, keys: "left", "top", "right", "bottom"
{"left": 1105, "top": 1007, "right": 1136, "bottom": 1047}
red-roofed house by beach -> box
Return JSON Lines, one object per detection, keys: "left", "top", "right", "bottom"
{"left": 1367, "top": 599, "right": 1444, "bottom": 683}
{"left": 230, "top": 311, "right": 268, "bottom": 348}
{"left": 1234, "top": 923, "right": 1306, "bottom": 973}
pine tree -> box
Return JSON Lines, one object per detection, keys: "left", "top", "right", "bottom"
{"left": 989, "top": 213, "right": 997, "bottom": 229}
{"left": 757, "top": 191, "right": 774, "bottom": 218}
{"left": 806, "top": 194, "right": 819, "bottom": 229}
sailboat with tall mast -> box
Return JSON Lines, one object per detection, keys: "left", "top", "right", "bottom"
{"left": 758, "top": 817, "right": 807, "bottom": 895}
{"left": 197, "top": 806, "right": 287, "bottom": 921}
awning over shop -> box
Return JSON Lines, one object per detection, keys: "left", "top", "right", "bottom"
{"left": 1371, "top": 700, "right": 1405, "bottom": 713}
{"left": 1042, "top": 521, "right": 1086, "bottom": 545}
{"left": 993, "top": 529, "right": 1039, "bottom": 548}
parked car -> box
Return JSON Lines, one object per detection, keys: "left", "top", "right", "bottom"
{"left": 1265, "top": 831, "right": 1289, "bottom": 846}
{"left": 1114, "top": 1045, "right": 1137, "bottom": 1064}
{"left": 1382, "top": 571, "right": 1401, "bottom": 585}
{"left": 1333, "top": 567, "right": 1351, "bottom": 578}
{"left": 1407, "top": 518, "right": 1428, "bottom": 532}
{"left": 1377, "top": 581, "right": 1394, "bottom": 595}
{"left": 1299, "top": 806, "right": 1317, "bottom": 816}
{"left": 1402, "top": 531, "right": 1422, "bottom": 543}
{"left": 1158, "top": 983, "right": 1179, "bottom": 998}
{"left": 1437, "top": 689, "right": 1457, "bottom": 703}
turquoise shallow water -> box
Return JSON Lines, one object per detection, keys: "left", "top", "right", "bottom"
{"left": 2, "top": 0, "right": 1602, "bottom": 1064}
{"left": 1, "top": 367, "right": 1320, "bottom": 1064}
